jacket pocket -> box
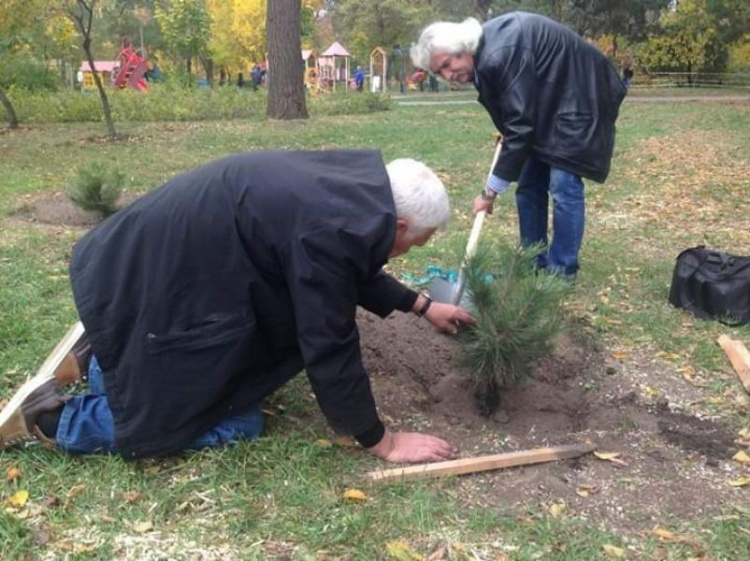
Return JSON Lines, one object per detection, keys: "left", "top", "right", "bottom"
{"left": 145, "top": 313, "right": 255, "bottom": 355}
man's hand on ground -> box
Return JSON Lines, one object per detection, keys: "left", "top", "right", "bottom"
{"left": 425, "top": 302, "right": 475, "bottom": 334}
{"left": 366, "top": 429, "right": 457, "bottom": 463}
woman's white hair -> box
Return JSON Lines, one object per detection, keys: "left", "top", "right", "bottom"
{"left": 410, "top": 18, "right": 483, "bottom": 71}
{"left": 386, "top": 158, "right": 450, "bottom": 238}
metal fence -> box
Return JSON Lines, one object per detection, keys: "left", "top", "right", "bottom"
{"left": 633, "top": 71, "right": 750, "bottom": 89}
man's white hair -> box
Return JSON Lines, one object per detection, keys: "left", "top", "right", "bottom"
{"left": 410, "top": 18, "right": 483, "bottom": 71}
{"left": 386, "top": 158, "right": 450, "bottom": 238}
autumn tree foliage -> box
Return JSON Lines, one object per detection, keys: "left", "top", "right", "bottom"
{"left": 154, "top": 0, "right": 211, "bottom": 77}
{"left": 266, "top": 0, "right": 307, "bottom": 120}
{"left": 207, "top": 0, "right": 267, "bottom": 76}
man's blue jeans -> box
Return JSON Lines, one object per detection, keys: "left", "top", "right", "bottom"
{"left": 56, "top": 356, "right": 264, "bottom": 454}
{"left": 515, "top": 156, "right": 585, "bottom": 278}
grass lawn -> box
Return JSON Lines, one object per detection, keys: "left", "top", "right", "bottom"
{"left": 1, "top": 97, "right": 749, "bottom": 559}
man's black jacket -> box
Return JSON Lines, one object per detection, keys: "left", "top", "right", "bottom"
{"left": 474, "top": 12, "right": 627, "bottom": 183}
{"left": 70, "top": 150, "right": 418, "bottom": 458}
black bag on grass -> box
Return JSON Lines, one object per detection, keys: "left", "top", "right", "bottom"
{"left": 668, "top": 246, "right": 750, "bottom": 325}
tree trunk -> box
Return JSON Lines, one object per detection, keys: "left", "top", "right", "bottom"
{"left": 266, "top": 0, "right": 308, "bottom": 120}
{"left": 83, "top": 48, "right": 118, "bottom": 139}
{"left": 70, "top": 1, "right": 117, "bottom": 139}
{"left": 0, "top": 86, "right": 20, "bottom": 129}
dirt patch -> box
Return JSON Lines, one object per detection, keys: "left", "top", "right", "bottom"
{"left": 357, "top": 310, "right": 749, "bottom": 534}
{"left": 77, "top": 133, "right": 151, "bottom": 145}
{"left": 9, "top": 190, "right": 142, "bottom": 228}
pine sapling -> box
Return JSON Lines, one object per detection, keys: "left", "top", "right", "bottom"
{"left": 458, "top": 243, "right": 572, "bottom": 416}
{"left": 68, "top": 161, "right": 123, "bottom": 219}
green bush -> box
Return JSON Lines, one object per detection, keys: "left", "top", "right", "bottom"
{"left": 459, "top": 244, "right": 572, "bottom": 415}
{"left": 68, "top": 162, "right": 124, "bottom": 219}
{"left": 308, "top": 91, "right": 392, "bottom": 116}
{"left": 0, "top": 54, "right": 59, "bottom": 91}
{"left": 8, "top": 84, "right": 390, "bottom": 124}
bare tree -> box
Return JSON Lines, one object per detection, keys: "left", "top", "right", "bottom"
{"left": 0, "top": 86, "right": 19, "bottom": 129}
{"left": 266, "top": 0, "right": 308, "bottom": 120}
{"left": 67, "top": 0, "right": 117, "bottom": 138}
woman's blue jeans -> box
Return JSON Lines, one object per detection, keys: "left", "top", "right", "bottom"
{"left": 515, "top": 156, "right": 585, "bottom": 278}
{"left": 56, "top": 356, "right": 264, "bottom": 455}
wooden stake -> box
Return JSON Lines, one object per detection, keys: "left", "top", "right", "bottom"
{"left": 367, "top": 443, "right": 596, "bottom": 482}
{"left": 718, "top": 335, "right": 750, "bottom": 393}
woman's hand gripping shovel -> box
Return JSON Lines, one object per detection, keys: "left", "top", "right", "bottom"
{"left": 429, "top": 139, "right": 503, "bottom": 306}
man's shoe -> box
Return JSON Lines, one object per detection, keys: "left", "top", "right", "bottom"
{"left": 0, "top": 378, "right": 69, "bottom": 450}
{"left": 52, "top": 324, "right": 91, "bottom": 385}
{"left": 0, "top": 322, "right": 87, "bottom": 450}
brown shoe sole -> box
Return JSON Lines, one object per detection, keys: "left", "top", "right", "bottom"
{"left": 0, "top": 322, "right": 84, "bottom": 449}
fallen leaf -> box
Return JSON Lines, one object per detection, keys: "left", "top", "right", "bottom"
{"left": 315, "top": 439, "right": 333, "bottom": 448}
{"left": 677, "top": 365, "right": 695, "bottom": 382}
{"left": 594, "top": 451, "right": 629, "bottom": 467}
{"left": 6, "top": 466, "right": 21, "bottom": 482}
{"left": 594, "top": 452, "right": 621, "bottom": 460}
{"left": 133, "top": 520, "right": 153, "bottom": 533}
{"left": 576, "top": 484, "right": 600, "bottom": 497}
{"left": 732, "top": 450, "right": 750, "bottom": 463}
{"left": 8, "top": 490, "right": 29, "bottom": 507}
{"left": 642, "top": 385, "right": 659, "bottom": 398}
{"left": 656, "top": 351, "right": 680, "bottom": 360}
{"left": 548, "top": 502, "right": 566, "bottom": 518}
{"left": 343, "top": 488, "right": 367, "bottom": 501}
{"left": 333, "top": 437, "right": 358, "bottom": 448}
{"left": 612, "top": 351, "right": 629, "bottom": 360}
{"left": 728, "top": 477, "right": 750, "bottom": 487}
{"left": 602, "top": 544, "right": 625, "bottom": 558}
{"left": 144, "top": 465, "right": 161, "bottom": 474}
{"left": 64, "top": 484, "right": 86, "bottom": 508}
{"left": 122, "top": 491, "right": 140, "bottom": 503}
{"left": 14, "top": 508, "right": 31, "bottom": 520}
{"left": 652, "top": 527, "right": 678, "bottom": 541}
{"left": 712, "top": 515, "right": 740, "bottom": 521}
{"left": 386, "top": 540, "right": 424, "bottom": 561}
{"left": 425, "top": 545, "right": 448, "bottom": 561}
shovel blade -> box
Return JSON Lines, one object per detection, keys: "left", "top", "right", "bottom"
{"left": 429, "top": 277, "right": 457, "bottom": 304}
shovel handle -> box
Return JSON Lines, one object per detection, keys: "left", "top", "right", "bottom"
{"left": 452, "top": 211, "right": 485, "bottom": 304}
{"left": 452, "top": 139, "right": 503, "bottom": 305}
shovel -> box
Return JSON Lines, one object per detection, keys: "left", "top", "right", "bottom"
{"left": 430, "top": 139, "right": 503, "bottom": 305}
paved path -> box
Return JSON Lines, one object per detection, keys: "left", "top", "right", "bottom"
{"left": 395, "top": 95, "right": 750, "bottom": 106}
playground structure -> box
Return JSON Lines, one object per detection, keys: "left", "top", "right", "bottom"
{"left": 317, "top": 42, "right": 351, "bottom": 92}
{"left": 78, "top": 39, "right": 149, "bottom": 92}
{"left": 369, "top": 46, "right": 388, "bottom": 93}
{"left": 112, "top": 37, "right": 149, "bottom": 91}
{"left": 299, "top": 41, "right": 428, "bottom": 95}
{"left": 302, "top": 49, "right": 318, "bottom": 90}
{"left": 79, "top": 61, "right": 117, "bottom": 91}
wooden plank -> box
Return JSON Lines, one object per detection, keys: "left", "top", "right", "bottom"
{"left": 367, "top": 443, "right": 596, "bottom": 482}
{"left": 718, "top": 335, "right": 750, "bottom": 393}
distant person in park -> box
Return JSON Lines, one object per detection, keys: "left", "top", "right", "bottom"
{"left": 354, "top": 66, "right": 365, "bottom": 91}
{"left": 0, "top": 151, "right": 475, "bottom": 464}
{"left": 144, "top": 59, "right": 162, "bottom": 83}
{"left": 237, "top": 72, "right": 245, "bottom": 89}
{"left": 428, "top": 73, "right": 439, "bottom": 93}
{"left": 622, "top": 61, "right": 634, "bottom": 89}
{"left": 412, "top": 12, "right": 627, "bottom": 279}
{"left": 251, "top": 64, "right": 263, "bottom": 91}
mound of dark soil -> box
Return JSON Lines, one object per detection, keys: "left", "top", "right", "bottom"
{"left": 357, "top": 309, "right": 747, "bottom": 533}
